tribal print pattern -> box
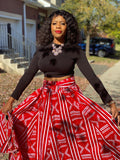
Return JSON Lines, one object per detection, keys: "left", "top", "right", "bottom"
{"left": 0, "top": 77, "right": 120, "bottom": 160}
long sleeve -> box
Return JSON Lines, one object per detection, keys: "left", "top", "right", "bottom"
{"left": 11, "top": 51, "right": 39, "bottom": 100}
{"left": 76, "top": 49, "right": 112, "bottom": 104}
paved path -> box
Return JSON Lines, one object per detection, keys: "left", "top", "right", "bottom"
{"left": 75, "top": 63, "right": 109, "bottom": 77}
{"left": 83, "top": 61, "right": 120, "bottom": 111}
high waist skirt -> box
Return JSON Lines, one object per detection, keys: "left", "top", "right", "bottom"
{"left": 0, "top": 77, "right": 120, "bottom": 160}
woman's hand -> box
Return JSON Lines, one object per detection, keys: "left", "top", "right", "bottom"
{"left": 110, "top": 102, "right": 120, "bottom": 126}
{"left": 110, "top": 103, "right": 118, "bottom": 118}
{"left": 1, "top": 97, "right": 15, "bottom": 115}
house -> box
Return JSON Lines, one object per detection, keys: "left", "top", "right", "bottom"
{"left": 0, "top": 0, "right": 64, "bottom": 74}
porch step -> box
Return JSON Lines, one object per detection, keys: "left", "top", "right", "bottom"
{"left": 17, "top": 61, "right": 29, "bottom": 68}
{"left": 0, "top": 53, "right": 43, "bottom": 77}
{"left": 0, "top": 54, "right": 28, "bottom": 75}
{"left": 4, "top": 53, "right": 19, "bottom": 59}
{"left": 10, "top": 57, "right": 28, "bottom": 64}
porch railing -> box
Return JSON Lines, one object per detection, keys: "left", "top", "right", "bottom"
{"left": 0, "top": 23, "right": 38, "bottom": 66}
{"left": 6, "top": 33, "right": 37, "bottom": 65}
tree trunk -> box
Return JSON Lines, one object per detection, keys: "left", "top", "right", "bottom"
{"left": 86, "top": 32, "right": 90, "bottom": 57}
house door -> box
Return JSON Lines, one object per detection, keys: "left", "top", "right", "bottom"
{"left": 0, "top": 23, "right": 8, "bottom": 50}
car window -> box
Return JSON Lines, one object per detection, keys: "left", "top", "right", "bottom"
{"left": 91, "top": 38, "right": 113, "bottom": 46}
{"left": 81, "top": 38, "right": 113, "bottom": 46}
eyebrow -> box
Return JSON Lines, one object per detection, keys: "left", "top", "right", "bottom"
{"left": 52, "top": 20, "right": 66, "bottom": 23}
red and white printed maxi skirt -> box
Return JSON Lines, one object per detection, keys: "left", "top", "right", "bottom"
{"left": 0, "top": 77, "right": 120, "bottom": 160}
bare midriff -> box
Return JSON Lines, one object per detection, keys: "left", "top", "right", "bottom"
{"left": 44, "top": 75, "right": 72, "bottom": 81}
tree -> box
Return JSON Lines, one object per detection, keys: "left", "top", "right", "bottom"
{"left": 61, "top": 0, "right": 120, "bottom": 56}
{"left": 105, "top": 0, "right": 120, "bottom": 43}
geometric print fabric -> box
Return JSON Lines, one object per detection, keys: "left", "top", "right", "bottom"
{"left": 0, "top": 77, "right": 120, "bottom": 160}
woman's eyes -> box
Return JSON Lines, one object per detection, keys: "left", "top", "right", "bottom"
{"left": 52, "top": 22, "right": 66, "bottom": 25}
{"left": 52, "top": 22, "right": 56, "bottom": 25}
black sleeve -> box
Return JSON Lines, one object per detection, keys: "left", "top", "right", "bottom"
{"left": 76, "top": 49, "right": 112, "bottom": 104}
{"left": 11, "top": 51, "right": 39, "bottom": 100}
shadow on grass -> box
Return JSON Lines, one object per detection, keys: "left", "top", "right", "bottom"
{"left": 89, "top": 50, "right": 120, "bottom": 62}
{"left": 109, "top": 50, "right": 120, "bottom": 60}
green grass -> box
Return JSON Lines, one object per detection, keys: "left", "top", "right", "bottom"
{"left": 116, "top": 44, "right": 120, "bottom": 51}
{"left": 87, "top": 44, "right": 120, "bottom": 65}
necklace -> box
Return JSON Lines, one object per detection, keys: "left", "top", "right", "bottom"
{"left": 52, "top": 43, "right": 64, "bottom": 56}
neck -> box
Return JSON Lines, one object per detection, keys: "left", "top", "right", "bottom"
{"left": 53, "top": 38, "right": 65, "bottom": 45}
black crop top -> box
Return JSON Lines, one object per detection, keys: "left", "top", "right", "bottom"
{"left": 11, "top": 43, "right": 112, "bottom": 104}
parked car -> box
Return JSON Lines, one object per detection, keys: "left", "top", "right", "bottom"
{"left": 79, "top": 37, "right": 115, "bottom": 57}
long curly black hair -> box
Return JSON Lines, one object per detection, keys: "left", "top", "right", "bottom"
{"left": 38, "top": 10, "right": 80, "bottom": 46}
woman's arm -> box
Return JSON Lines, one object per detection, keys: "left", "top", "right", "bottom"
{"left": 76, "top": 49, "right": 118, "bottom": 119}
{"left": 2, "top": 51, "right": 40, "bottom": 114}
{"left": 11, "top": 51, "right": 40, "bottom": 100}
{"left": 76, "top": 50, "right": 112, "bottom": 104}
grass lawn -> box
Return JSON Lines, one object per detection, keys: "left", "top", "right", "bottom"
{"left": 87, "top": 44, "right": 120, "bottom": 66}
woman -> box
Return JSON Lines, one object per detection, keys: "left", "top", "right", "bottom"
{"left": 0, "top": 10, "right": 120, "bottom": 160}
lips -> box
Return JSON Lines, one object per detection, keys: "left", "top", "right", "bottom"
{"left": 55, "top": 30, "right": 62, "bottom": 34}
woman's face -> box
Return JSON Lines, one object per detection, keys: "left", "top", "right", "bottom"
{"left": 51, "top": 15, "right": 67, "bottom": 44}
